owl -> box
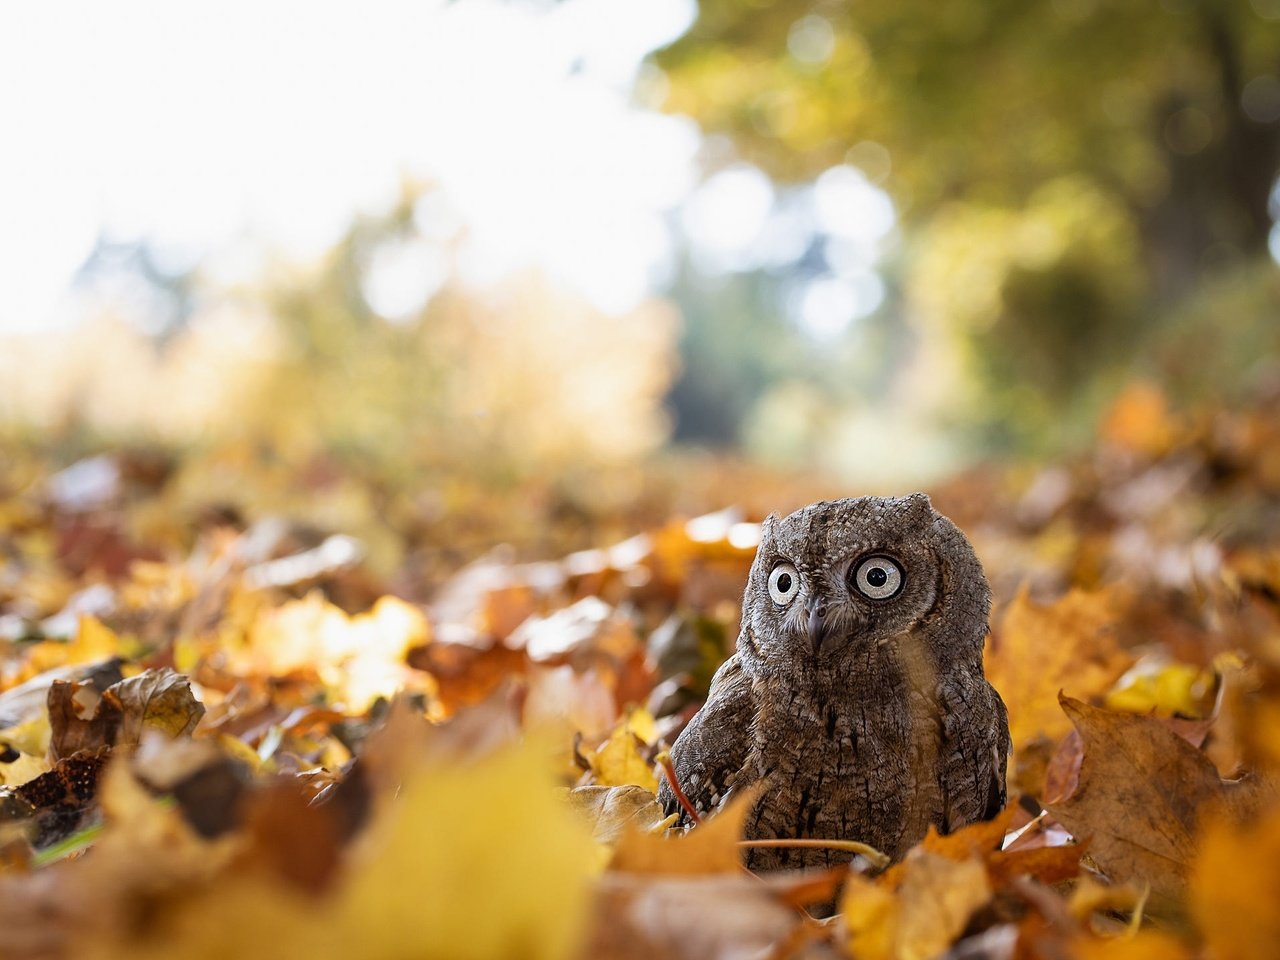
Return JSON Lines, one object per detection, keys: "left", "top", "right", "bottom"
{"left": 658, "top": 494, "right": 1010, "bottom": 871}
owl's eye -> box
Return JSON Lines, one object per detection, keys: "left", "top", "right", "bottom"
{"left": 851, "top": 555, "right": 904, "bottom": 600}
{"left": 768, "top": 562, "right": 800, "bottom": 605}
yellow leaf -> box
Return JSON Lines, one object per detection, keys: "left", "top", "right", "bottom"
{"left": 239, "top": 593, "right": 434, "bottom": 712}
{"left": 568, "top": 784, "right": 666, "bottom": 845}
{"left": 612, "top": 784, "right": 762, "bottom": 875}
{"left": 590, "top": 709, "right": 658, "bottom": 791}
{"left": 0, "top": 750, "right": 48, "bottom": 787}
{"left": 842, "top": 871, "right": 898, "bottom": 960}
{"left": 76, "top": 734, "right": 596, "bottom": 960}
{"left": 1070, "top": 930, "right": 1193, "bottom": 960}
{"left": 1105, "top": 660, "right": 1216, "bottom": 719}
{"left": 21, "top": 614, "right": 123, "bottom": 680}
{"left": 986, "top": 586, "right": 1133, "bottom": 750}
{"left": 894, "top": 853, "right": 991, "bottom": 960}
{"left": 844, "top": 852, "right": 991, "bottom": 960}
{"left": 1190, "top": 802, "right": 1280, "bottom": 960}
{"left": 0, "top": 714, "right": 51, "bottom": 758}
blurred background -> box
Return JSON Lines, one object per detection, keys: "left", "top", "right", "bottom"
{"left": 2, "top": 0, "right": 1279, "bottom": 569}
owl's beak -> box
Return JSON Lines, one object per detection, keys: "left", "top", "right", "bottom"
{"left": 806, "top": 597, "right": 830, "bottom": 654}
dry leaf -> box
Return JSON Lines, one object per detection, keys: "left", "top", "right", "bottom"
{"left": 1045, "top": 696, "right": 1267, "bottom": 915}
{"left": 1190, "top": 802, "right": 1280, "bottom": 960}
{"left": 107, "top": 668, "right": 206, "bottom": 744}
{"left": 1070, "top": 930, "right": 1193, "bottom": 960}
{"left": 48, "top": 668, "right": 205, "bottom": 761}
{"left": 985, "top": 843, "right": 1083, "bottom": 887}
{"left": 587, "top": 873, "right": 798, "bottom": 960}
{"left": 986, "top": 587, "right": 1133, "bottom": 751}
{"left": 844, "top": 850, "right": 992, "bottom": 960}
{"left": 611, "top": 784, "right": 762, "bottom": 875}
{"left": 568, "top": 784, "right": 666, "bottom": 844}
{"left": 589, "top": 708, "right": 658, "bottom": 791}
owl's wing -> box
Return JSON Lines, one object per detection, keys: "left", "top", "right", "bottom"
{"left": 658, "top": 653, "right": 754, "bottom": 824}
{"left": 939, "top": 671, "right": 1010, "bottom": 832}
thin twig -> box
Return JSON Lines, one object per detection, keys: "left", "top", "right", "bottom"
{"left": 655, "top": 750, "right": 701, "bottom": 825}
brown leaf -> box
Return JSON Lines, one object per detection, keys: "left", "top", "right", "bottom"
{"left": 237, "top": 778, "right": 345, "bottom": 895}
{"left": 567, "top": 784, "right": 666, "bottom": 845}
{"left": 1044, "top": 696, "right": 1268, "bottom": 916}
{"left": 986, "top": 843, "right": 1083, "bottom": 888}
{"left": 106, "top": 668, "right": 206, "bottom": 746}
{"left": 49, "top": 669, "right": 204, "bottom": 762}
{"left": 407, "top": 640, "right": 527, "bottom": 718}
{"left": 586, "top": 873, "right": 798, "bottom": 960}
{"left": 48, "top": 679, "right": 122, "bottom": 761}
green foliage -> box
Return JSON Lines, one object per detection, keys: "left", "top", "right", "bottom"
{"left": 656, "top": 0, "right": 1280, "bottom": 451}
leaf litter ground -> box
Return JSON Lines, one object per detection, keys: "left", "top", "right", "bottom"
{"left": 2, "top": 385, "right": 1280, "bottom": 958}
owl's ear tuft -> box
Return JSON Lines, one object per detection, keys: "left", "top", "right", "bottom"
{"left": 903, "top": 492, "right": 934, "bottom": 522}
{"left": 761, "top": 513, "right": 779, "bottom": 538}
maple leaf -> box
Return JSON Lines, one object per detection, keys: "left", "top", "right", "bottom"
{"left": 1045, "top": 695, "right": 1270, "bottom": 916}
{"left": 985, "top": 586, "right": 1134, "bottom": 750}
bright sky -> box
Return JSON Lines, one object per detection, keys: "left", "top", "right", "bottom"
{"left": 0, "top": 0, "right": 896, "bottom": 337}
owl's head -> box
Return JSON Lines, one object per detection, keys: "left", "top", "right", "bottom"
{"left": 739, "top": 494, "right": 990, "bottom": 672}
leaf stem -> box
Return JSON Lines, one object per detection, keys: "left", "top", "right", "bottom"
{"left": 738, "top": 838, "right": 891, "bottom": 869}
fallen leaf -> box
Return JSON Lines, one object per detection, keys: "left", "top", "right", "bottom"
{"left": 844, "top": 850, "right": 992, "bottom": 960}
{"left": 1045, "top": 696, "right": 1268, "bottom": 916}
{"left": 1190, "top": 801, "right": 1280, "bottom": 960}
{"left": 841, "top": 871, "right": 898, "bottom": 960}
{"left": 919, "top": 806, "right": 1016, "bottom": 862}
{"left": 589, "top": 708, "right": 658, "bottom": 791}
{"left": 48, "top": 668, "right": 205, "bottom": 761}
{"left": 611, "top": 784, "right": 762, "bottom": 875}
{"left": 986, "top": 587, "right": 1134, "bottom": 751}
{"left": 586, "top": 873, "right": 798, "bottom": 960}
{"left": 1104, "top": 658, "right": 1217, "bottom": 719}
{"left": 1070, "top": 930, "right": 1193, "bottom": 960}
{"left": 407, "top": 640, "right": 527, "bottom": 718}
{"left": 107, "top": 668, "right": 206, "bottom": 744}
{"left": 985, "top": 843, "right": 1083, "bottom": 887}
{"left": 19, "top": 615, "right": 125, "bottom": 685}
{"left": 568, "top": 784, "right": 666, "bottom": 844}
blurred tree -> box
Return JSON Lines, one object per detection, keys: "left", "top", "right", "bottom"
{"left": 655, "top": 0, "right": 1280, "bottom": 447}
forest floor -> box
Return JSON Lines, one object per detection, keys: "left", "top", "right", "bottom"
{"left": 1, "top": 382, "right": 1279, "bottom": 959}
